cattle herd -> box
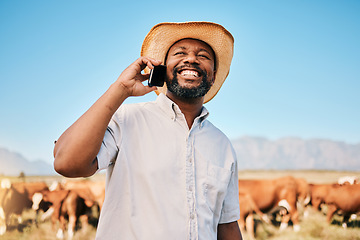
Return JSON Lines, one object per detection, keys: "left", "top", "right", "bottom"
{"left": 238, "top": 175, "right": 360, "bottom": 239}
{"left": 0, "top": 178, "right": 105, "bottom": 239}
{"left": 0, "top": 174, "right": 359, "bottom": 239}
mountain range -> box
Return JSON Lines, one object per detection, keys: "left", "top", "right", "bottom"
{"left": 0, "top": 136, "right": 359, "bottom": 176}
{"left": 0, "top": 148, "right": 56, "bottom": 176}
{"left": 233, "top": 136, "right": 360, "bottom": 171}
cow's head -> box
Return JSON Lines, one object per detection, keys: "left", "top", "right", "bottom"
{"left": 32, "top": 192, "right": 43, "bottom": 211}
{"left": 0, "top": 179, "right": 11, "bottom": 189}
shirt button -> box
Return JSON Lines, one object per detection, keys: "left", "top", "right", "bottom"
{"left": 188, "top": 186, "right": 193, "bottom": 191}
{"left": 190, "top": 213, "right": 195, "bottom": 219}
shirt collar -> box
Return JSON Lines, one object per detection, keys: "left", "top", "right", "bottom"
{"left": 156, "top": 93, "right": 209, "bottom": 124}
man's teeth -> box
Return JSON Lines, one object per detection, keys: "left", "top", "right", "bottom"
{"left": 180, "top": 70, "right": 199, "bottom": 77}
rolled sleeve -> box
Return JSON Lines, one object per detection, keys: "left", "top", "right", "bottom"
{"left": 96, "top": 117, "right": 121, "bottom": 171}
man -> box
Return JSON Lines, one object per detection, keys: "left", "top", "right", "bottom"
{"left": 54, "top": 21, "right": 242, "bottom": 240}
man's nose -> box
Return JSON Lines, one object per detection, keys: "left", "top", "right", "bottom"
{"left": 183, "top": 53, "right": 199, "bottom": 64}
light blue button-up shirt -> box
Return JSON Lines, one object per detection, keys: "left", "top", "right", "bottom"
{"left": 96, "top": 93, "right": 240, "bottom": 240}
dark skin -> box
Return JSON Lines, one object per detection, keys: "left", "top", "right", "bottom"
{"left": 53, "top": 38, "right": 242, "bottom": 239}
{"left": 218, "top": 221, "right": 243, "bottom": 240}
{"left": 164, "top": 39, "right": 216, "bottom": 128}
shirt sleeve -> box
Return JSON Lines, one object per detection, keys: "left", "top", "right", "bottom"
{"left": 96, "top": 112, "right": 122, "bottom": 171}
{"left": 218, "top": 150, "right": 240, "bottom": 223}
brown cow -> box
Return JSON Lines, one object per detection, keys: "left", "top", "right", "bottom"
{"left": 0, "top": 179, "right": 49, "bottom": 235}
{"left": 12, "top": 181, "right": 49, "bottom": 198}
{"left": 33, "top": 188, "right": 95, "bottom": 239}
{"left": 63, "top": 179, "right": 105, "bottom": 210}
{"left": 309, "top": 183, "right": 333, "bottom": 211}
{"left": 57, "top": 190, "right": 94, "bottom": 239}
{"left": 323, "top": 184, "right": 360, "bottom": 228}
{"left": 239, "top": 176, "right": 300, "bottom": 232}
{"left": 338, "top": 176, "right": 359, "bottom": 185}
{"left": 13, "top": 181, "right": 49, "bottom": 225}
{"left": 294, "top": 178, "right": 311, "bottom": 218}
{"left": 32, "top": 189, "right": 70, "bottom": 231}
{"left": 238, "top": 191, "right": 269, "bottom": 240}
{"left": 295, "top": 178, "right": 310, "bottom": 207}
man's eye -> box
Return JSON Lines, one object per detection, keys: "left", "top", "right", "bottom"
{"left": 198, "top": 54, "right": 210, "bottom": 59}
{"left": 174, "top": 52, "right": 185, "bottom": 56}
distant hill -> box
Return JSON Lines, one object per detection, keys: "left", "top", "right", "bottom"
{"left": 0, "top": 147, "right": 55, "bottom": 176}
{"left": 1, "top": 136, "right": 359, "bottom": 176}
{"left": 232, "top": 136, "right": 360, "bottom": 171}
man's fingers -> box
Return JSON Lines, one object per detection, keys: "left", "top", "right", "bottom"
{"left": 134, "top": 85, "right": 157, "bottom": 97}
{"left": 146, "top": 86, "right": 158, "bottom": 92}
{"left": 140, "top": 73, "right": 150, "bottom": 81}
{"left": 139, "top": 57, "right": 162, "bottom": 70}
{"left": 117, "top": 57, "right": 162, "bottom": 97}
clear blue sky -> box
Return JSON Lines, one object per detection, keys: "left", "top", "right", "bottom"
{"left": 1, "top": 0, "right": 359, "bottom": 164}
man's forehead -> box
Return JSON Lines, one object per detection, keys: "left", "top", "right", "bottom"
{"left": 169, "top": 38, "right": 215, "bottom": 55}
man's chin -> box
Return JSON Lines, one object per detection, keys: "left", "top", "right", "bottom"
{"left": 166, "top": 75, "right": 211, "bottom": 99}
{"left": 181, "top": 85, "right": 200, "bottom": 91}
{"left": 176, "top": 79, "right": 201, "bottom": 88}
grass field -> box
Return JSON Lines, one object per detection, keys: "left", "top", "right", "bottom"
{"left": 1, "top": 170, "right": 359, "bottom": 240}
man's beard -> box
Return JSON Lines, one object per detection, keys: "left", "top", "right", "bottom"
{"left": 166, "top": 65, "right": 213, "bottom": 98}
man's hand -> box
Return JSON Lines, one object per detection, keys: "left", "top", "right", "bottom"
{"left": 54, "top": 57, "right": 162, "bottom": 178}
{"left": 116, "top": 57, "right": 161, "bottom": 97}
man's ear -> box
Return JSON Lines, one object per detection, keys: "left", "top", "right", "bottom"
{"left": 211, "top": 70, "right": 216, "bottom": 86}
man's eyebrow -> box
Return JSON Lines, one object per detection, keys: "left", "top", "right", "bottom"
{"left": 173, "top": 46, "right": 211, "bottom": 54}
{"left": 198, "top": 48, "right": 212, "bottom": 54}
{"left": 173, "top": 46, "right": 186, "bottom": 51}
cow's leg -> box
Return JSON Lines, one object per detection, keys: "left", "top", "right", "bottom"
{"left": 67, "top": 215, "right": 76, "bottom": 240}
{"left": 0, "top": 225, "right": 5, "bottom": 236}
{"left": 0, "top": 207, "right": 6, "bottom": 235}
{"left": 79, "top": 214, "right": 89, "bottom": 234}
{"left": 279, "top": 213, "right": 290, "bottom": 231}
{"left": 56, "top": 228, "right": 64, "bottom": 239}
{"left": 57, "top": 215, "right": 66, "bottom": 239}
{"left": 326, "top": 204, "right": 337, "bottom": 224}
{"left": 278, "top": 199, "right": 292, "bottom": 231}
{"left": 50, "top": 212, "right": 58, "bottom": 231}
{"left": 41, "top": 207, "right": 54, "bottom": 222}
{"left": 279, "top": 198, "right": 301, "bottom": 232}
{"left": 342, "top": 214, "right": 351, "bottom": 229}
{"left": 287, "top": 197, "right": 301, "bottom": 232}
{"left": 16, "top": 214, "right": 22, "bottom": 224}
{"left": 290, "top": 209, "right": 300, "bottom": 232}
{"left": 245, "top": 214, "right": 255, "bottom": 240}
{"left": 34, "top": 210, "right": 40, "bottom": 227}
{"left": 237, "top": 218, "right": 245, "bottom": 235}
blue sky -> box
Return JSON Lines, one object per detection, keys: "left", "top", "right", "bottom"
{"left": 1, "top": 0, "right": 359, "bottom": 164}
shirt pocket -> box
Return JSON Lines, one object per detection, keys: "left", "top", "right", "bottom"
{"left": 203, "top": 162, "right": 233, "bottom": 214}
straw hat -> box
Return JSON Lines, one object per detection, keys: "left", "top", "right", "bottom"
{"left": 141, "top": 21, "right": 234, "bottom": 103}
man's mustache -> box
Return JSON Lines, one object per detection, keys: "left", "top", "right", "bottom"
{"left": 172, "top": 64, "right": 206, "bottom": 77}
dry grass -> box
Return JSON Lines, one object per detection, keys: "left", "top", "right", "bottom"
{"left": 245, "top": 208, "right": 360, "bottom": 240}
{"left": 1, "top": 170, "right": 359, "bottom": 239}
{"left": 238, "top": 169, "right": 360, "bottom": 184}
{"left": 0, "top": 209, "right": 97, "bottom": 240}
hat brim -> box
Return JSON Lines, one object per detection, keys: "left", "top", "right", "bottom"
{"left": 141, "top": 21, "right": 234, "bottom": 103}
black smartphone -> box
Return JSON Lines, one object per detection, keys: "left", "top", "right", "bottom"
{"left": 148, "top": 65, "right": 166, "bottom": 87}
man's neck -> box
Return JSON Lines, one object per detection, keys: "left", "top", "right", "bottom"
{"left": 166, "top": 92, "right": 204, "bottom": 129}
